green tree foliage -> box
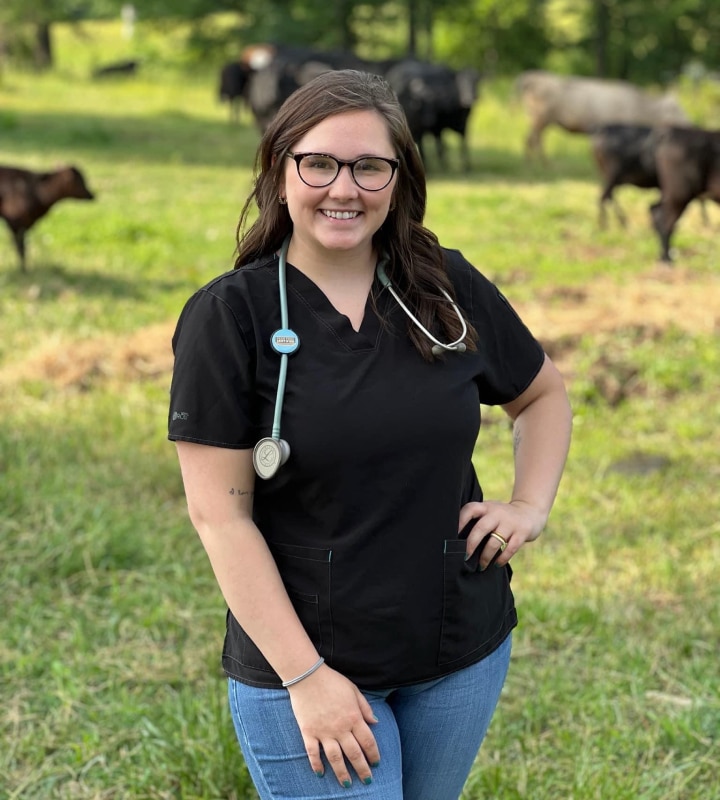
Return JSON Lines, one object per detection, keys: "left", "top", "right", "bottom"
{"left": 431, "top": 0, "right": 550, "bottom": 72}
{"left": 2, "top": 0, "right": 718, "bottom": 81}
{"left": 545, "top": 0, "right": 720, "bottom": 83}
{"left": 0, "top": 0, "right": 120, "bottom": 67}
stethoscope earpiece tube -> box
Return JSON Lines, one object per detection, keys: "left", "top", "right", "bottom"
{"left": 376, "top": 258, "right": 468, "bottom": 355}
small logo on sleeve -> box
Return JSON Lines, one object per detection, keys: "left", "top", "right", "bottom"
{"left": 172, "top": 411, "right": 189, "bottom": 421}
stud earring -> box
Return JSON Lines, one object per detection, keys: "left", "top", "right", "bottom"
{"left": 278, "top": 196, "right": 287, "bottom": 205}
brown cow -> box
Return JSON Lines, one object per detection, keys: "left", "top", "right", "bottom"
{"left": 0, "top": 164, "right": 95, "bottom": 271}
{"left": 650, "top": 126, "right": 720, "bottom": 262}
{"left": 591, "top": 124, "right": 659, "bottom": 227}
{"left": 591, "top": 123, "right": 709, "bottom": 230}
{"left": 516, "top": 71, "right": 688, "bottom": 162}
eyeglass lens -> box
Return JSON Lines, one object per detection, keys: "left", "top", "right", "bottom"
{"left": 296, "top": 154, "right": 395, "bottom": 191}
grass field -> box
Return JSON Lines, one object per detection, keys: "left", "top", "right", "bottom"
{"left": 1, "top": 19, "right": 719, "bottom": 800}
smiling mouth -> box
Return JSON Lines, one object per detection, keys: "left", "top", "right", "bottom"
{"left": 321, "top": 210, "right": 360, "bottom": 220}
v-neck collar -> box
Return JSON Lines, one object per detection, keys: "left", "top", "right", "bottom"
{"left": 284, "top": 260, "right": 388, "bottom": 351}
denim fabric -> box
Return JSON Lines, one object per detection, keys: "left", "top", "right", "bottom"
{"left": 227, "top": 635, "right": 511, "bottom": 800}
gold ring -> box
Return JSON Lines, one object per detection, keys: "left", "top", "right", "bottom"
{"left": 489, "top": 532, "right": 508, "bottom": 551}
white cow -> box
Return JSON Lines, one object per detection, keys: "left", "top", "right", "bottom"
{"left": 516, "top": 70, "right": 688, "bottom": 161}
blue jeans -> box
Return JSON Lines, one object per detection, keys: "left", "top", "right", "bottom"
{"left": 228, "top": 634, "right": 511, "bottom": 800}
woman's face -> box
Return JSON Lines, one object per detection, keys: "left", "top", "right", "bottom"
{"left": 280, "top": 109, "right": 397, "bottom": 263}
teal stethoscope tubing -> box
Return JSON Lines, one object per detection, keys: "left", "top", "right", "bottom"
{"left": 271, "top": 241, "right": 291, "bottom": 440}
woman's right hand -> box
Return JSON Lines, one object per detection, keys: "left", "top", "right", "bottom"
{"left": 287, "top": 664, "right": 380, "bottom": 787}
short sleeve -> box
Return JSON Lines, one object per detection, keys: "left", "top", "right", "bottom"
{"left": 168, "top": 289, "right": 258, "bottom": 448}
{"left": 463, "top": 261, "right": 545, "bottom": 405}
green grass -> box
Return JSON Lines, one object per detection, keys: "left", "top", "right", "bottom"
{"left": 1, "top": 21, "right": 719, "bottom": 799}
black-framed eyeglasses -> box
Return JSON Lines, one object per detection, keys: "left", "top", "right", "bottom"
{"left": 286, "top": 152, "right": 399, "bottom": 191}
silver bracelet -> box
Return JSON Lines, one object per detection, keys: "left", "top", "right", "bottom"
{"left": 281, "top": 657, "right": 325, "bottom": 688}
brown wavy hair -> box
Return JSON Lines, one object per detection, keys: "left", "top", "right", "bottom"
{"left": 234, "top": 68, "right": 476, "bottom": 359}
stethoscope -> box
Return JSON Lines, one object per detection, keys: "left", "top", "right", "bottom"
{"left": 252, "top": 234, "right": 468, "bottom": 480}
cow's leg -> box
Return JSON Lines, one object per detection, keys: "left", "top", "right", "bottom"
{"left": 525, "top": 120, "right": 547, "bottom": 163}
{"left": 611, "top": 196, "right": 627, "bottom": 228}
{"left": 459, "top": 133, "right": 471, "bottom": 172}
{"left": 698, "top": 197, "right": 709, "bottom": 227}
{"left": 651, "top": 197, "right": 689, "bottom": 263}
{"left": 649, "top": 200, "right": 670, "bottom": 262}
{"left": 12, "top": 229, "right": 27, "bottom": 272}
{"left": 434, "top": 132, "right": 448, "bottom": 171}
{"left": 598, "top": 190, "right": 609, "bottom": 229}
{"left": 599, "top": 182, "right": 626, "bottom": 229}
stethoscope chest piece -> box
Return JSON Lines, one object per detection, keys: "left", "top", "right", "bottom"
{"left": 253, "top": 437, "right": 291, "bottom": 480}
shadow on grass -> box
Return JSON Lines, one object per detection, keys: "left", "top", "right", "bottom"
{"left": 0, "top": 263, "right": 185, "bottom": 300}
{"left": 418, "top": 145, "right": 598, "bottom": 185}
{"left": 0, "top": 108, "right": 260, "bottom": 169}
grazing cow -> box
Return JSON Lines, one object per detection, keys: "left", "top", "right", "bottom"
{"left": 591, "top": 123, "right": 710, "bottom": 229}
{"left": 650, "top": 126, "right": 720, "bottom": 262}
{"left": 242, "top": 45, "right": 366, "bottom": 132}
{"left": 591, "top": 124, "right": 660, "bottom": 227}
{"left": 517, "top": 70, "right": 688, "bottom": 162}
{"left": 218, "top": 61, "right": 252, "bottom": 123}
{"left": 425, "top": 66, "right": 481, "bottom": 170}
{"left": 0, "top": 165, "right": 95, "bottom": 271}
{"left": 384, "top": 61, "right": 481, "bottom": 170}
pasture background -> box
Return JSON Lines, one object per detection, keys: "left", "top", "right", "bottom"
{"left": 1, "top": 19, "right": 719, "bottom": 800}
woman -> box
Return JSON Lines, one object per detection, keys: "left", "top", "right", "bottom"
{"left": 168, "top": 69, "right": 572, "bottom": 799}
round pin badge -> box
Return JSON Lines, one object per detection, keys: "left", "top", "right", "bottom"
{"left": 270, "top": 329, "right": 300, "bottom": 355}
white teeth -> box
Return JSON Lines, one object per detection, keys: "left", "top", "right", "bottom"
{"left": 322, "top": 210, "right": 359, "bottom": 220}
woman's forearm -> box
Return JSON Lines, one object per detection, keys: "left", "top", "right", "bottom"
{"left": 503, "top": 357, "right": 573, "bottom": 523}
{"left": 510, "top": 385, "right": 572, "bottom": 520}
{"left": 195, "top": 517, "right": 322, "bottom": 682}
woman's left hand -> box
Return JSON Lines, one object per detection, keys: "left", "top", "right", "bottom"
{"left": 458, "top": 499, "right": 547, "bottom": 571}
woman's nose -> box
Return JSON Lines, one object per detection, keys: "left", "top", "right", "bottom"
{"left": 329, "top": 164, "right": 359, "bottom": 196}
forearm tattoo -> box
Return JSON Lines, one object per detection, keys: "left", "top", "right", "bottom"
{"left": 513, "top": 429, "right": 522, "bottom": 458}
{"left": 228, "top": 488, "right": 254, "bottom": 497}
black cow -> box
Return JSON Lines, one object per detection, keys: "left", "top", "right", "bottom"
{"left": 384, "top": 60, "right": 480, "bottom": 170}
{"left": 430, "top": 67, "right": 481, "bottom": 171}
{"left": 0, "top": 165, "right": 95, "bottom": 271}
{"left": 650, "top": 126, "right": 720, "bottom": 262}
{"left": 383, "top": 60, "right": 440, "bottom": 162}
{"left": 243, "top": 45, "right": 366, "bottom": 133}
{"left": 218, "top": 61, "right": 252, "bottom": 123}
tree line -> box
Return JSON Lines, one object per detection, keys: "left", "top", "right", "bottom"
{"left": 2, "top": 0, "right": 719, "bottom": 85}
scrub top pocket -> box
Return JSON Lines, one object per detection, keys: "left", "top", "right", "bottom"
{"left": 269, "top": 541, "right": 334, "bottom": 659}
{"left": 438, "top": 539, "right": 511, "bottom": 666}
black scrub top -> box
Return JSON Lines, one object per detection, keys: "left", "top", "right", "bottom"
{"left": 168, "top": 246, "right": 545, "bottom": 689}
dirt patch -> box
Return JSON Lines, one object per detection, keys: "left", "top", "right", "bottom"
{"left": 518, "top": 264, "right": 718, "bottom": 341}
{"left": 0, "top": 322, "right": 175, "bottom": 391}
{"left": 1, "top": 266, "right": 718, "bottom": 393}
